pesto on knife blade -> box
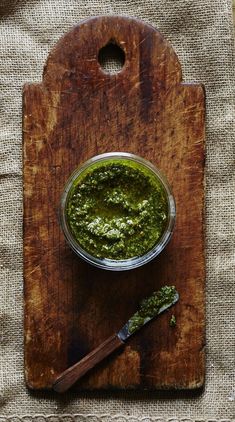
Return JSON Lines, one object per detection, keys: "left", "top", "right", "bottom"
{"left": 128, "top": 286, "right": 177, "bottom": 334}
{"left": 66, "top": 160, "right": 168, "bottom": 260}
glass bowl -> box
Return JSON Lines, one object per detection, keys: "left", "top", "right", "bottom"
{"left": 60, "top": 152, "right": 176, "bottom": 271}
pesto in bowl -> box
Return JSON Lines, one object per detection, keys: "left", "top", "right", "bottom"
{"left": 60, "top": 153, "right": 175, "bottom": 271}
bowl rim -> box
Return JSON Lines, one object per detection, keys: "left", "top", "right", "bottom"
{"left": 60, "top": 152, "right": 176, "bottom": 271}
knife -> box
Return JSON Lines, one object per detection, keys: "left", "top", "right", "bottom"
{"left": 52, "top": 286, "right": 179, "bottom": 393}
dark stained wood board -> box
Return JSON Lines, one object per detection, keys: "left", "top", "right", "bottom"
{"left": 23, "top": 16, "right": 205, "bottom": 390}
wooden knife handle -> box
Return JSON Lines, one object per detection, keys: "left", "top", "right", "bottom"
{"left": 52, "top": 334, "right": 124, "bottom": 393}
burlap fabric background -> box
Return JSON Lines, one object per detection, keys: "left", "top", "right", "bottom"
{"left": 0, "top": 0, "right": 235, "bottom": 420}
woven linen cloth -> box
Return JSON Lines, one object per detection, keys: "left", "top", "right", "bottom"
{"left": 0, "top": 0, "right": 235, "bottom": 420}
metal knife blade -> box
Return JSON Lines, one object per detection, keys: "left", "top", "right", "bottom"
{"left": 53, "top": 286, "right": 179, "bottom": 392}
{"left": 118, "top": 288, "right": 179, "bottom": 342}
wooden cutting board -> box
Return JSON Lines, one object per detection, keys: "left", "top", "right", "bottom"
{"left": 23, "top": 16, "right": 205, "bottom": 390}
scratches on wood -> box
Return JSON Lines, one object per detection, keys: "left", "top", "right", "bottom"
{"left": 23, "top": 16, "right": 205, "bottom": 391}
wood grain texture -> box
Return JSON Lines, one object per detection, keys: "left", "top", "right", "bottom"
{"left": 53, "top": 334, "right": 124, "bottom": 393}
{"left": 23, "top": 16, "right": 205, "bottom": 391}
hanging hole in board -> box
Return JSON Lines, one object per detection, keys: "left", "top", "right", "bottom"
{"left": 98, "top": 42, "right": 125, "bottom": 74}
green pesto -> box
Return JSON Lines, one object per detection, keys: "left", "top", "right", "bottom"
{"left": 128, "top": 286, "right": 177, "bottom": 334}
{"left": 66, "top": 160, "right": 168, "bottom": 260}
{"left": 170, "top": 314, "right": 176, "bottom": 327}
